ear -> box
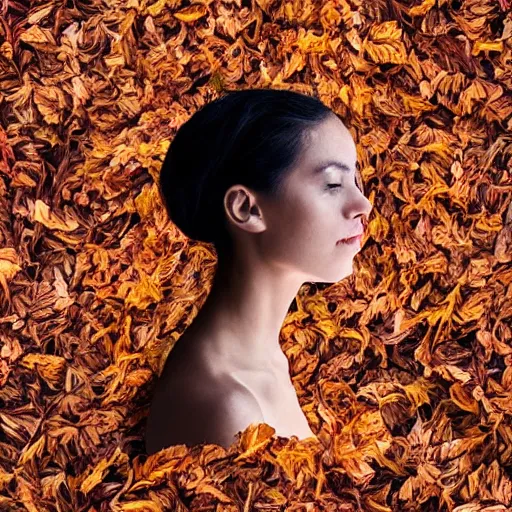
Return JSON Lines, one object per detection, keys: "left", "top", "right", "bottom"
{"left": 223, "top": 185, "right": 266, "bottom": 235}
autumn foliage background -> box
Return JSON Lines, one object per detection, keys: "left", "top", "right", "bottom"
{"left": 1, "top": 0, "right": 512, "bottom": 510}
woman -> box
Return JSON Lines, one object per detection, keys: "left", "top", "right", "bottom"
{"left": 144, "top": 88, "right": 373, "bottom": 454}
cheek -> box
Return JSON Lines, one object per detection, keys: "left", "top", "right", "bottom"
{"left": 263, "top": 186, "right": 339, "bottom": 251}
{"left": 279, "top": 198, "right": 332, "bottom": 246}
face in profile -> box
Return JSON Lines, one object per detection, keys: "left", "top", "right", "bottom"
{"left": 251, "top": 113, "right": 374, "bottom": 285}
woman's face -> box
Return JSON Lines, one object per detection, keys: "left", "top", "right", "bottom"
{"left": 256, "top": 113, "right": 373, "bottom": 284}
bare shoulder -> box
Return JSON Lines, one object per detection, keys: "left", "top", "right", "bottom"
{"left": 210, "top": 378, "right": 266, "bottom": 448}
{"left": 223, "top": 374, "right": 266, "bottom": 432}
{"left": 145, "top": 366, "right": 264, "bottom": 454}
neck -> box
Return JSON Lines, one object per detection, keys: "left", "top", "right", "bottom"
{"left": 189, "top": 250, "right": 306, "bottom": 368}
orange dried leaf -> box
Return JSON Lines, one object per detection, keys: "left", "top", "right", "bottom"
{"left": 173, "top": 4, "right": 208, "bottom": 23}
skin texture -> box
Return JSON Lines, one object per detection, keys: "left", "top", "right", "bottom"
{"left": 145, "top": 113, "right": 374, "bottom": 454}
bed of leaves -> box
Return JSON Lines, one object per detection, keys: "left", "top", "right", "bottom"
{"left": 1, "top": 0, "right": 512, "bottom": 510}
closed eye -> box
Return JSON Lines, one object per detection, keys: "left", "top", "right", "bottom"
{"left": 327, "top": 180, "right": 364, "bottom": 193}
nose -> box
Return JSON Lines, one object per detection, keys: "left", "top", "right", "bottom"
{"left": 352, "top": 187, "right": 373, "bottom": 220}
{"left": 361, "top": 193, "right": 373, "bottom": 218}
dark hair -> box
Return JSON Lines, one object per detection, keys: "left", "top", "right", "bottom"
{"left": 158, "top": 87, "right": 335, "bottom": 258}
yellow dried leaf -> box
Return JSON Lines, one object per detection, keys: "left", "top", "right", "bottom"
{"left": 195, "top": 482, "right": 234, "bottom": 504}
{"left": 401, "top": 93, "right": 436, "bottom": 113}
{"left": 135, "top": 183, "right": 161, "bottom": 220}
{"left": 369, "top": 20, "right": 403, "bottom": 42}
{"left": 120, "top": 501, "right": 163, "bottom": 512}
{"left": 0, "top": 248, "right": 21, "bottom": 280}
{"left": 364, "top": 21, "right": 407, "bottom": 65}
{"left": 409, "top": 0, "right": 436, "bottom": 16}
{"left": 295, "top": 29, "right": 330, "bottom": 53}
{"left": 263, "top": 488, "right": 287, "bottom": 504}
{"left": 18, "top": 436, "right": 46, "bottom": 466}
{"left": 80, "top": 447, "right": 128, "bottom": 494}
{"left": 364, "top": 41, "right": 407, "bottom": 65}
{"left": 124, "top": 368, "right": 153, "bottom": 387}
{"left": 472, "top": 41, "right": 504, "bottom": 55}
{"left": 173, "top": 4, "right": 208, "bottom": 23}
{"left": 367, "top": 209, "right": 390, "bottom": 242}
{"left": 20, "top": 354, "right": 66, "bottom": 390}
{"left": 124, "top": 271, "right": 163, "bottom": 309}
{"left": 32, "top": 200, "right": 79, "bottom": 232}
{"left": 27, "top": 5, "right": 55, "bottom": 24}
{"left": 234, "top": 423, "right": 275, "bottom": 462}
{"left": 12, "top": 171, "right": 38, "bottom": 187}
{"left": 450, "top": 382, "right": 480, "bottom": 414}
{"left": 0, "top": 468, "right": 14, "bottom": 491}
{"left": 19, "top": 25, "right": 56, "bottom": 46}
{"left": 360, "top": 128, "right": 392, "bottom": 155}
{"left": 474, "top": 213, "right": 503, "bottom": 233}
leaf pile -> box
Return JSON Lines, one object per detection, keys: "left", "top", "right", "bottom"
{"left": 1, "top": 0, "right": 512, "bottom": 511}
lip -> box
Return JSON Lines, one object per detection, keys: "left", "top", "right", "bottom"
{"left": 336, "top": 234, "right": 364, "bottom": 245}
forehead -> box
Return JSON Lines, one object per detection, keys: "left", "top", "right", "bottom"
{"left": 298, "top": 115, "right": 358, "bottom": 174}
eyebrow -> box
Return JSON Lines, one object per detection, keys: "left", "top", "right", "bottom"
{"left": 313, "top": 161, "right": 355, "bottom": 174}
